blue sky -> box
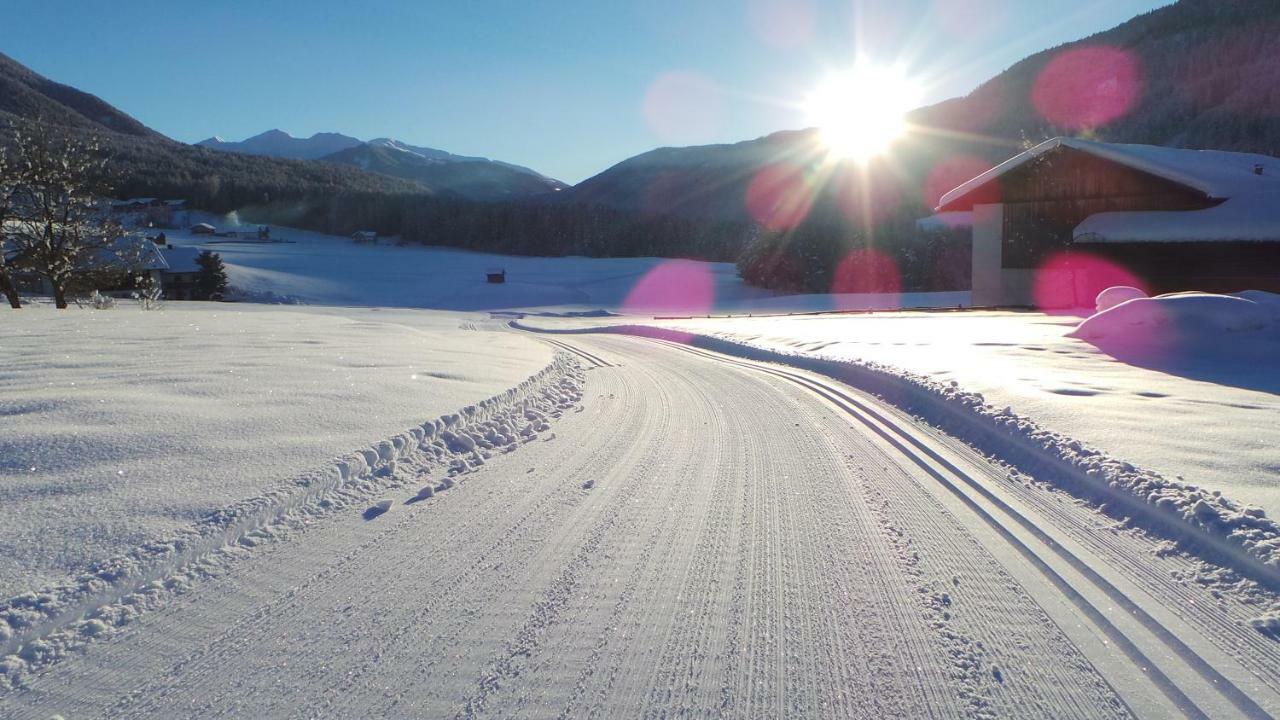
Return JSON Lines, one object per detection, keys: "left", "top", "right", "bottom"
{"left": 5, "top": 0, "right": 1169, "bottom": 183}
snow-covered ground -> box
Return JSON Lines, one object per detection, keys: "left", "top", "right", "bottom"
{"left": 3, "top": 332, "right": 1277, "bottom": 718}
{"left": 165, "top": 213, "right": 967, "bottom": 314}
{"left": 644, "top": 304, "right": 1280, "bottom": 518}
{"left": 0, "top": 302, "right": 552, "bottom": 597}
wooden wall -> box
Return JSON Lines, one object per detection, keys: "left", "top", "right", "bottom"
{"left": 997, "top": 148, "right": 1217, "bottom": 268}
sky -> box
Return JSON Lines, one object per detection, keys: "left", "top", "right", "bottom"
{"left": 5, "top": 0, "right": 1170, "bottom": 183}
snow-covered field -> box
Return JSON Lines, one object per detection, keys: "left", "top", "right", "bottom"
{"left": 166, "top": 213, "right": 968, "bottom": 314}
{"left": 0, "top": 302, "right": 552, "bottom": 597}
{"left": 644, "top": 304, "right": 1280, "bottom": 518}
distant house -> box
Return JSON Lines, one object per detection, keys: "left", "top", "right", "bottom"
{"left": 191, "top": 222, "right": 217, "bottom": 235}
{"left": 932, "top": 137, "right": 1280, "bottom": 307}
{"left": 9, "top": 235, "right": 168, "bottom": 298}
{"left": 352, "top": 230, "right": 378, "bottom": 244}
{"left": 109, "top": 198, "right": 187, "bottom": 228}
{"left": 158, "top": 246, "right": 204, "bottom": 300}
{"left": 486, "top": 267, "right": 506, "bottom": 284}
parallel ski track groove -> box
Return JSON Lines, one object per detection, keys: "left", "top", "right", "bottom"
{"left": 655, "top": 338, "right": 1272, "bottom": 720}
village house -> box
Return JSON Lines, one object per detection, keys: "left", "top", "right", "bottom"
{"left": 352, "top": 230, "right": 378, "bottom": 244}
{"left": 109, "top": 198, "right": 188, "bottom": 228}
{"left": 158, "top": 245, "right": 204, "bottom": 300}
{"left": 8, "top": 234, "right": 169, "bottom": 298}
{"left": 930, "top": 138, "right": 1280, "bottom": 307}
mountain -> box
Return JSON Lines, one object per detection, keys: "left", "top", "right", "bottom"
{"left": 0, "top": 53, "right": 422, "bottom": 215}
{"left": 198, "top": 130, "right": 565, "bottom": 200}
{"left": 560, "top": 0, "right": 1280, "bottom": 223}
{"left": 321, "top": 140, "right": 566, "bottom": 200}
{"left": 197, "top": 130, "right": 362, "bottom": 160}
{"left": 0, "top": 51, "right": 159, "bottom": 138}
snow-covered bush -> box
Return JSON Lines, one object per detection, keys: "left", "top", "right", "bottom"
{"left": 89, "top": 290, "right": 115, "bottom": 310}
{"left": 133, "top": 285, "right": 163, "bottom": 311}
{"left": 1095, "top": 285, "right": 1146, "bottom": 313}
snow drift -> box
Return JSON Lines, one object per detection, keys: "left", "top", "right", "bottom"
{"left": 1072, "top": 291, "right": 1280, "bottom": 343}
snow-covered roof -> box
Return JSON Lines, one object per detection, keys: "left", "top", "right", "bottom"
{"left": 110, "top": 197, "right": 159, "bottom": 207}
{"left": 192, "top": 222, "right": 216, "bottom": 230}
{"left": 160, "top": 245, "right": 203, "bottom": 273}
{"left": 81, "top": 235, "right": 168, "bottom": 272}
{"left": 1074, "top": 193, "right": 1280, "bottom": 243}
{"left": 937, "top": 137, "right": 1280, "bottom": 211}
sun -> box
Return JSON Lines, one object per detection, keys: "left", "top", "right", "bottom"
{"left": 805, "top": 63, "right": 922, "bottom": 162}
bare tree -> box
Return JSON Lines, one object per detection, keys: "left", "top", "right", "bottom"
{"left": 0, "top": 144, "right": 22, "bottom": 308}
{"left": 5, "top": 124, "right": 125, "bottom": 309}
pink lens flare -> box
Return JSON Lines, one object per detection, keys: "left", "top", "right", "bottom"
{"left": 748, "top": 0, "right": 815, "bottom": 49}
{"left": 831, "top": 248, "right": 902, "bottom": 303}
{"left": 1034, "top": 251, "right": 1145, "bottom": 313}
{"left": 643, "top": 71, "right": 722, "bottom": 145}
{"left": 622, "top": 260, "right": 716, "bottom": 316}
{"left": 1032, "top": 46, "right": 1142, "bottom": 130}
{"left": 745, "top": 163, "right": 818, "bottom": 231}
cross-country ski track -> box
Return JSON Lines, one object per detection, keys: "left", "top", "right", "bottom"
{"left": 3, "top": 332, "right": 1279, "bottom": 719}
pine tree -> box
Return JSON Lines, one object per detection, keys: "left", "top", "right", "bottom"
{"left": 194, "top": 250, "right": 229, "bottom": 300}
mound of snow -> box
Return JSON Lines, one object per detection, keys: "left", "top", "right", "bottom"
{"left": 1070, "top": 292, "right": 1277, "bottom": 342}
{"left": 1095, "top": 286, "right": 1147, "bottom": 313}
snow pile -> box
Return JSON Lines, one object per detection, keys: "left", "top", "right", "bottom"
{"left": 583, "top": 324, "right": 1280, "bottom": 592}
{"left": 0, "top": 353, "right": 584, "bottom": 689}
{"left": 1094, "top": 285, "right": 1147, "bottom": 312}
{"left": 1072, "top": 291, "right": 1279, "bottom": 342}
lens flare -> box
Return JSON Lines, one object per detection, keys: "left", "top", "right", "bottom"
{"left": 805, "top": 63, "right": 922, "bottom": 162}
{"left": 1032, "top": 46, "right": 1141, "bottom": 130}
{"left": 745, "top": 163, "right": 818, "bottom": 231}
{"left": 1034, "top": 252, "right": 1144, "bottom": 313}
{"left": 622, "top": 260, "right": 716, "bottom": 316}
{"left": 831, "top": 249, "right": 902, "bottom": 299}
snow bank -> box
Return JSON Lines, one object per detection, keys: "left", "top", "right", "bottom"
{"left": 0, "top": 351, "right": 584, "bottom": 689}
{"left": 1072, "top": 292, "right": 1278, "bottom": 342}
{"left": 569, "top": 324, "right": 1280, "bottom": 595}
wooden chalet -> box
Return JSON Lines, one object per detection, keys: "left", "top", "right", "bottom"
{"left": 933, "top": 138, "right": 1280, "bottom": 307}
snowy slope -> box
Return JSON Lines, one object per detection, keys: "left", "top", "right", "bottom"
{"left": 0, "top": 303, "right": 553, "bottom": 597}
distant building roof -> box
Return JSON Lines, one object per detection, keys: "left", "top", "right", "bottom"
{"left": 160, "top": 245, "right": 203, "bottom": 273}
{"left": 192, "top": 222, "right": 216, "bottom": 231}
{"left": 937, "top": 137, "right": 1280, "bottom": 212}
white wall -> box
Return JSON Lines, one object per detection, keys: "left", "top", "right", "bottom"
{"left": 971, "top": 203, "right": 1004, "bottom": 306}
